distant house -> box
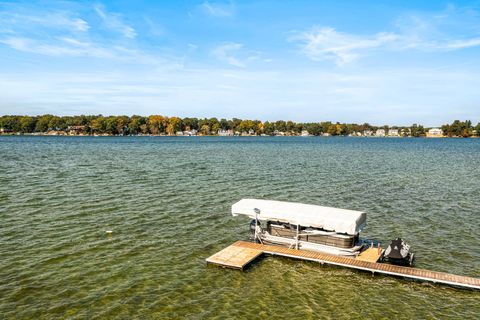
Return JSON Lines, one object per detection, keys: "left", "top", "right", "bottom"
{"left": 218, "top": 129, "right": 233, "bottom": 136}
{"left": 182, "top": 129, "right": 198, "bottom": 136}
{"left": 375, "top": 129, "right": 386, "bottom": 137}
{"left": 363, "top": 130, "right": 373, "bottom": 137}
{"left": 388, "top": 129, "right": 399, "bottom": 137}
{"left": 0, "top": 128, "right": 13, "bottom": 133}
{"left": 301, "top": 130, "right": 310, "bottom": 136}
{"left": 426, "top": 128, "right": 444, "bottom": 138}
{"left": 176, "top": 131, "right": 184, "bottom": 136}
{"left": 67, "top": 125, "right": 85, "bottom": 135}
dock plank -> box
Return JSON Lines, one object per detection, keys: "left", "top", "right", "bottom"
{"left": 356, "top": 247, "right": 383, "bottom": 263}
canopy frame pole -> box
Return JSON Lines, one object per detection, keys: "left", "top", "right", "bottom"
{"left": 253, "top": 208, "right": 261, "bottom": 243}
{"left": 254, "top": 212, "right": 258, "bottom": 242}
{"left": 295, "top": 224, "right": 299, "bottom": 250}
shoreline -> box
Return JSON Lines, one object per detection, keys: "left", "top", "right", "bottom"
{"left": 1, "top": 133, "right": 477, "bottom": 138}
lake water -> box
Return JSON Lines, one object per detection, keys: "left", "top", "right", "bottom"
{"left": 0, "top": 136, "right": 479, "bottom": 319}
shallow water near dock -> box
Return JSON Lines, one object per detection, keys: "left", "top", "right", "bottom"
{"left": 0, "top": 136, "right": 479, "bottom": 319}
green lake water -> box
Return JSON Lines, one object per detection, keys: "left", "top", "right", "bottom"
{"left": 0, "top": 136, "right": 479, "bottom": 319}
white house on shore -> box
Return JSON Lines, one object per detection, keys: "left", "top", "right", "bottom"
{"left": 388, "top": 129, "right": 399, "bottom": 137}
{"left": 375, "top": 129, "right": 386, "bottom": 137}
{"left": 363, "top": 130, "right": 373, "bottom": 137}
{"left": 218, "top": 129, "right": 234, "bottom": 136}
{"left": 426, "top": 128, "right": 444, "bottom": 138}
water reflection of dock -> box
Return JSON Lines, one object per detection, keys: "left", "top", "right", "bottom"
{"left": 207, "top": 241, "right": 480, "bottom": 290}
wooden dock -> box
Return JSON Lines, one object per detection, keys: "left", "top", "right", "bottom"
{"left": 356, "top": 247, "right": 383, "bottom": 263}
{"left": 206, "top": 244, "right": 263, "bottom": 270}
{"left": 206, "top": 241, "right": 480, "bottom": 290}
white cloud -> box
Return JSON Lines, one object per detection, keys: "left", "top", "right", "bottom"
{"left": 292, "top": 6, "right": 480, "bottom": 65}
{"left": 0, "top": 10, "right": 89, "bottom": 33}
{"left": 94, "top": 4, "right": 136, "bottom": 38}
{"left": 200, "top": 1, "right": 235, "bottom": 17}
{"left": 290, "top": 27, "right": 397, "bottom": 66}
{"left": 442, "top": 38, "right": 480, "bottom": 50}
{"left": 144, "top": 17, "right": 165, "bottom": 37}
{"left": 0, "top": 36, "right": 171, "bottom": 65}
{"left": 211, "top": 42, "right": 246, "bottom": 68}
{"left": 71, "top": 18, "right": 90, "bottom": 32}
{"left": 391, "top": 6, "right": 480, "bottom": 51}
{"left": 1, "top": 67, "right": 479, "bottom": 125}
{"left": 0, "top": 36, "right": 114, "bottom": 58}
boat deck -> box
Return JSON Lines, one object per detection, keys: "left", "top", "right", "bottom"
{"left": 206, "top": 241, "right": 480, "bottom": 290}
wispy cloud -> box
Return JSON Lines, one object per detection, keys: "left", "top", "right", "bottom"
{"left": 0, "top": 37, "right": 106, "bottom": 57}
{"left": 394, "top": 6, "right": 480, "bottom": 51}
{"left": 292, "top": 6, "right": 480, "bottom": 65}
{"left": 0, "top": 10, "right": 89, "bottom": 33}
{"left": 211, "top": 42, "right": 246, "bottom": 67}
{"left": 290, "top": 27, "right": 397, "bottom": 65}
{"left": 200, "top": 1, "right": 235, "bottom": 17}
{"left": 441, "top": 38, "right": 480, "bottom": 49}
{"left": 0, "top": 3, "right": 171, "bottom": 64}
{"left": 2, "top": 67, "right": 479, "bottom": 125}
{"left": 94, "top": 4, "right": 136, "bottom": 38}
{"left": 144, "top": 17, "right": 165, "bottom": 37}
{"left": 0, "top": 36, "right": 172, "bottom": 66}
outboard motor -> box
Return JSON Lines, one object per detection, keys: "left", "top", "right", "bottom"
{"left": 382, "top": 238, "right": 414, "bottom": 266}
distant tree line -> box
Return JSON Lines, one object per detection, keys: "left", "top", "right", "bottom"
{"left": 441, "top": 120, "right": 478, "bottom": 138}
{"left": 0, "top": 114, "right": 479, "bottom": 137}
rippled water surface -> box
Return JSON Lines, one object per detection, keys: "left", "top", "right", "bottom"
{"left": 1, "top": 136, "right": 479, "bottom": 319}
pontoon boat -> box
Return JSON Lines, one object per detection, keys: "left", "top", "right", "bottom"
{"left": 232, "top": 199, "right": 367, "bottom": 257}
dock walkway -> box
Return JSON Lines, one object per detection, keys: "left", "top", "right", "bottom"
{"left": 206, "top": 241, "right": 480, "bottom": 290}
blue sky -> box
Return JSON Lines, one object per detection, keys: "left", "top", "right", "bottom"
{"left": 1, "top": 0, "right": 480, "bottom": 125}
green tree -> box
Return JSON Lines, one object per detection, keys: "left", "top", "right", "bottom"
{"left": 410, "top": 124, "right": 425, "bottom": 137}
{"left": 219, "top": 118, "right": 230, "bottom": 130}
{"left": 19, "top": 116, "right": 36, "bottom": 133}
{"left": 48, "top": 116, "right": 66, "bottom": 131}
{"left": 275, "top": 120, "right": 287, "bottom": 132}
{"left": 182, "top": 118, "right": 199, "bottom": 131}
{"left": 263, "top": 121, "right": 274, "bottom": 135}
{"left": 35, "top": 114, "right": 53, "bottom": 132}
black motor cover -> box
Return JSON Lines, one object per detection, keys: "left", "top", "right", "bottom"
{"left": 385, "top": 238, "right": 410, "bottom": 259}
{"left": 383, "top": 238, "right": 414, "bottom": 266}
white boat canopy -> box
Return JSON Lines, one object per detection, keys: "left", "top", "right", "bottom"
{"left": 232, "top": 199, "right": 366, "bottom": 235}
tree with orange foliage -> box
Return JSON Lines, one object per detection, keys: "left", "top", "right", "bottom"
{"left": 148, "top": 115, "right": 166, "bottom": 135}
{"left": 166, "top": 117, "right": 182, "bottom": 135}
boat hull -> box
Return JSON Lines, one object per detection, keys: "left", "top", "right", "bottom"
{"left": 260, "top": 233, "right": 363, "bottom": 257}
